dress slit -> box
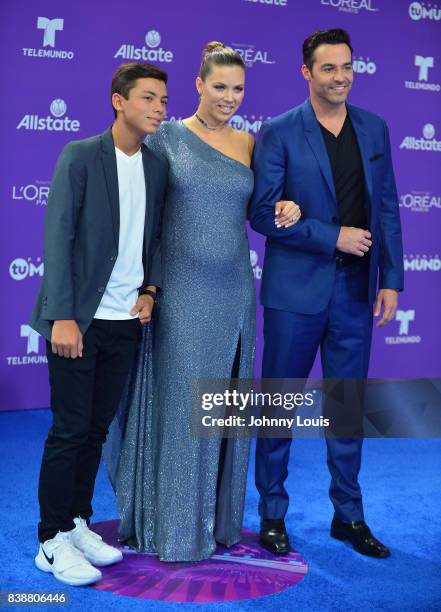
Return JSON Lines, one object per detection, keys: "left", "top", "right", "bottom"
{"left": 215, "top": 332, "right": 243, "bottom": 546}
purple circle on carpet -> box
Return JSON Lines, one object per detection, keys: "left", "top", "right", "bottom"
{"left": 91, "top": 520, "right": 308, "bottom": 603}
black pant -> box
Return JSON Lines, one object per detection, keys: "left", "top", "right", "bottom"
{"left": 38, "top": 318, "right": 141, "bottom": 543}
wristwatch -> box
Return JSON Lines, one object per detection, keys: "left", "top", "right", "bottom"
{"left": 139, "top": 289, "right": 157, "bottom": 302}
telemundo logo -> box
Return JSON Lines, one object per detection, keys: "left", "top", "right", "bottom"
{"left": 5, "top": 325, "right": 47, "bottom": 367}
{"left": 400, "top": 123, "right": 441, "bottom": 151}
{"left": 396, "top": 310, "right": 415, "bottom": 336}
{"left": 385, "top": 310, "right": 421, "bottom": 345}
{"left": 23, "top": 16, "right": 74, "bottom": 60}
{"left": 114, "top": 30, "right": 173, "bottom": 63}
{"left": 16, "top": 99, "right": 80, "bottom": 132}
{"left": 404, "top": 56, "right": 440, "bottom": 92}
{"left": 409, "top": 2, "right": 441, "bottom": 21}
{"left": 415, "top": 56, "right": 433, "bottom": 81}
{"left": 20, "top": 325, "right": 41, "bottom": 355}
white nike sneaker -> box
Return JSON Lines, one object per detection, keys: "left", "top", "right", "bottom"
{"left": 70, "top": 517, "right": 123, "bottom": 567}
{"left": 35, "top": 531, "right": 102, "bottom": 586}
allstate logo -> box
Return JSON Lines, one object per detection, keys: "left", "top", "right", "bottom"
{"left": 400, "top": 123, "right": 441, "bottom": 151}
{"left": 50, "top": 98, "right": 67, "bottom": 117}
{"left": 244, "top": 0, "right": 288, "bottom": 5}
{"left": 249, "top": 250, "right": 258, "bottom": 267}
{"left": 423, "top": 123, "right": 435, "bottom": 139}
{"left": 17, "top": 99, "right": 80, "bottom": 132}
{"left": 9, "top": 257, "right": 44, "bottom": 280}
{"left": 145, "top": 30, "right": 161, "bottom": 48}
{"left": 114, "top": 30, "right": 173, "bottom": 63}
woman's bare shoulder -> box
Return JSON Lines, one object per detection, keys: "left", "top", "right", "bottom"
{"left": 230, "top": 127, "right": 255, "bottom": 153}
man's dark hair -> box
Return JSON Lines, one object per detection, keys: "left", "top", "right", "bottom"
{"left": 111, "top": 62, "right": 168, "bottom": 118}
{"left": 302, "top": 29, "right": 353, "bottom": 72}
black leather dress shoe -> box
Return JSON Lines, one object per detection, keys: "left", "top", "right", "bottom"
{"left": 330, "top": 516, "right": 390, "bottom": 558}
{"left": 259, "top": 519, "right": 291, "bottom": 554}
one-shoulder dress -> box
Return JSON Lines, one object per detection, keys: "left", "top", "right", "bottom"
{"left": 105, "top": 120, "right": 255, "bottom": 561}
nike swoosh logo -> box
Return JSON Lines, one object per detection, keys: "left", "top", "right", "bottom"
{"left": 42, "top": 547, "right": 54, "bottom": 565}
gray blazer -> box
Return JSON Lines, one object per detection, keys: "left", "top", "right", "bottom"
{"left": 30, "top": 127, "right": 167, "bottom": 341}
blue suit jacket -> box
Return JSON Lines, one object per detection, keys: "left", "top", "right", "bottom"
{"left": 249, "top": 99, "right": 404, "bottom": 314}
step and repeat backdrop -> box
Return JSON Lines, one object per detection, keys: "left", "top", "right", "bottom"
{"left": 1, "top": 0, "right": 440, "bottom": 410}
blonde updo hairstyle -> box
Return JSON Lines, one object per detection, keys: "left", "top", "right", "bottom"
{"left": 199, "top": 41, "right": 246, "bottom": 81}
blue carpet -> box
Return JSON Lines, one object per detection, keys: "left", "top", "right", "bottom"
{"left": 0, "top": 409, "right": 440, "bottom": 611}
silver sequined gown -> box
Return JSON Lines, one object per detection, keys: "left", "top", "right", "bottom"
{"left": 105, "top": 121, "right": 255, "bottom": 561}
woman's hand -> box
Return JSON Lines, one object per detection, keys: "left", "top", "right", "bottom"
{"left": 275, "top": 200, "right": 301, "bottom": 228}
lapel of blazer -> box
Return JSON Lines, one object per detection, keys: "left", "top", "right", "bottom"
{"left": 347, "top": 104, "right": 374, "bottom": 205}
{"left": 301, "top": 99, "right": 337, "bottom": 209}
{"left": 100, "top": 128, "right": 119, "bottom": 248}
{"left": 141, "top": 143, "right": 154, "bottom": 256}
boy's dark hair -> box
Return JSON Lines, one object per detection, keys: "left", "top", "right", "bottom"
{"left": 111, "top": 62, "right": 168, "bottom": 118}
{"left": 303, "top": 29, "right": 353, "bottom": 72}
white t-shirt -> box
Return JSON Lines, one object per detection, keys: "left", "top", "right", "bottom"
{"left": 95, "top": 147, "right": 146, "bottom": 320}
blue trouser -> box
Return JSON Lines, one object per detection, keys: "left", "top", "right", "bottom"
{"left": 256, "top": 260, "right": 373, "bottom": 522}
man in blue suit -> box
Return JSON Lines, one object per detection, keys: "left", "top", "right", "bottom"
{"left": 250, "top": 29, "right": 403, "bottom": 558}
